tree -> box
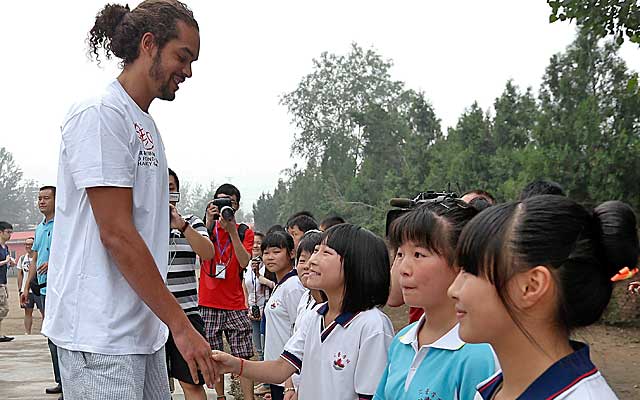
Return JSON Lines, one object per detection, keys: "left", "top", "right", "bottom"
{"left": 548, "top": 0, "right": 640, "bottom": 46}
{"left": 535, "top": 29, "right": 640, "bottom": 208}
{"left": 177, "top": 180, "right": 217, "bottom": 220}
{"left": 0, "top": 147, "right": 41, "bottom": 229}
{"left": 281, "top": 43, "right": 405, "bottom": 194}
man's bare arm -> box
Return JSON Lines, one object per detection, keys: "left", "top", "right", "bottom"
{"left": 86, "top": 187, "right": 217, "bottom": 386}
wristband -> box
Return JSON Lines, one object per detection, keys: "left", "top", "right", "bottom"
{"left": 179, "top": 219, "right": 189, "bottom": 233}
{"left": 284, "top": 387, "right": 296, "bottom": 393}
{"left": 238, "top": 357, "right": 244, "bottom": 376}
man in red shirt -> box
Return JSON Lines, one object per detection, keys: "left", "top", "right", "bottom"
{"left": 199, "top": 183, "right": 254, "bottom": 400}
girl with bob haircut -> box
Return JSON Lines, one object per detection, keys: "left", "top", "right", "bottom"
{"left": 375, "top": 199, "right": 496, "bottom": 400}
{"left": 213, "top": 224, "right": 394, "bottom": 400}
{"left": 449, "top": 195, "right": 639, "bottom": 399}
{"left": 260, "top": 231, "right": 306, "bottom": 400}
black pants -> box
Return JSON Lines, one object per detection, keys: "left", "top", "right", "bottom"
{"left": 270, "top": 385, "right": 284, "bottom": 400}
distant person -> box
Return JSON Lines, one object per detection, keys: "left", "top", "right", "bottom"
{"left": 461, "top": 189, "right": 496, "bottom": 205}
{"left": 41, "top": 2, "right": 216, "bottom": 400}
{"left": 519, "top": 179, "right": 565, "bottom": 200}
{"left": 200, "top": 183, "right": 256, "bottom": 400}
{"left": 285, "top": 212, "right": 318, "bottom": 250}
{"left": 17, "top": 237, "right": 44, "bottom": 334}
{"left": 319, "top": 215, "right": 345, "bottom": 231}
{"left": 0, "top": 221, "right": 16, "bottom": 343}
{"left": 21, "top": 186, "right": 61, "bottom": 397}
{"left": 243, "top": 232, "right": 267, "bottom": 361}
{"left": 166, "top": 168, "right": 215, "bottom": 400}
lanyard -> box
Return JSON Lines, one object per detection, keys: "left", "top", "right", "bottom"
{"left": 214, "top": 223, "right": 232, "bottom": 264}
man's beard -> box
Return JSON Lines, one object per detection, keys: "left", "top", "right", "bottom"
{"left": 150, "top": 51, "right": 175, "bottom": 101}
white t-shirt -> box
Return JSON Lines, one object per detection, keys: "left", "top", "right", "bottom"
{"left": 263, "top": 269, "right": 306, "bottom": 383}
{"left": 18, "top": 254, "right": 32, "bottom": 293}
{"left": 42, "top": 80, "right": 169, "bottom": 355}
{"left": 243, "top": 263, "right": 267, "bottom": 311}
{"left": 281, "top": 304, "right": 395, "bottom": 400}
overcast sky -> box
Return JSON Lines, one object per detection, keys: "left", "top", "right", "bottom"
{"left": 1, "top": 1, "right": 638, "bottom": 212}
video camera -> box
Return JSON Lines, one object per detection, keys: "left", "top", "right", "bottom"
{"left": 385, "top": 190, "right": 459, "bottom": 235}
{"left": 208, "top": 198, "right": 235, "bottom": 221}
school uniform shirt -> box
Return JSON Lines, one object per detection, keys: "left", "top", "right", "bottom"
{"left": 294, "top": 289, "right": 320, "bottom": 329}
{"left": 474, "top": 341, "right": 618, "bottom": 400}
{"left": 374, "top": 314, "right": 497, "bottom": 400}
{"left": 42, "top": 79, "right": 169, "bottom": 355}
{"left": 281, "top": 303, "right": 395, "bottom": 400}
{"left": 263, "top": 269, "right": 306, "bottom": 384}
{"left": 291, "top": 289, "right": 322, "bottom": 389}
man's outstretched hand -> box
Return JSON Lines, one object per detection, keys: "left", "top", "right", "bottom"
{"left": 172, "top": 324, "right": 219, "bottom": 387}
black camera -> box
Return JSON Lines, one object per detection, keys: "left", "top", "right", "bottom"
{"left": 250, "top": 305, "right": 261, "bottom": 319}
{"left": 386, "top": 190, "right": 458, "bottom": 235}
{"left": 209, "top": 198, "right": 235, "bottom": 221}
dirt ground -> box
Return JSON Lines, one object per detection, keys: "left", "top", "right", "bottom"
{"left": 2, "top": 276, "right": 639, "bottom": 399}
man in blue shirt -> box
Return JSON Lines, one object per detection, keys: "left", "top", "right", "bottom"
{"left": 0, "top": 221, "right": 16, "bottom": 342}
{"left": 21, "top": 186, "right": 61, "bottom": 398}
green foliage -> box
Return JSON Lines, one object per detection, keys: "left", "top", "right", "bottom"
{"left": 0, "top": 147, "right": 41, "bottom": 229}
{"left": 254, "top": 33, "right": 640, "bottom": 236}
{"left": 548, "top": 0, "right": 640, "bottom": 46}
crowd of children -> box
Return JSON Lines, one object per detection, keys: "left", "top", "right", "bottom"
{"left": 209, "top": 181, "right": 638, "bottom": 400}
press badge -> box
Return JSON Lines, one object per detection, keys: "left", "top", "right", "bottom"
{"left": 215, "top": 264, "right": 227, "bottom": 279}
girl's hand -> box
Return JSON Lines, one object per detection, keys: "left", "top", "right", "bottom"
{"left": 629, "top": 281, "right": 640, "bottom": 295}
{"left": 211, "top": 350, "right": 241, "bottom": 375}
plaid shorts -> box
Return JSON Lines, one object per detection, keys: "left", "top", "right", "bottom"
{"left": 200, "top": 307, "right": 253, "bottom": 359}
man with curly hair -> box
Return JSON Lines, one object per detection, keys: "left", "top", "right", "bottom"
{"left": 41, "top": 2, "right": 216, "bottom": 399}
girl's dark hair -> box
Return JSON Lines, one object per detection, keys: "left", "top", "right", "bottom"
{"left": 88, "top": 0, "right": 199, "bottom": 66}
{"left": 388, "top": 198, "right": 481, "bottom": 266}
{"left": 266, "top": 224, "right": 285, "bottom": 235}
{"left": 322, "top": 224, "right": 390, "bottom": 313}
{"left": 457, "top": 195, "right": 639, "bottom": 333}
{"left": 261, "top": 231, "right": 295, "bottom": 264}
{"left": 296, "top": 230, "right": 323, "bottom": 261}
{"left": 254, "top": 231, "right": 265, "bottom": 240}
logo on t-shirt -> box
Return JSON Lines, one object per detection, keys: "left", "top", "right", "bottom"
{"left": 332, "top": 352, "right": 350, "bottom": 370}
{"left": 135, "top": 122, "right": 154, "bottom": 150}
{"left": 134, "top": 123, "right": 159, "bottom": 167}
{"left": 270, "top": 300, "right": 280, "bottom": 310}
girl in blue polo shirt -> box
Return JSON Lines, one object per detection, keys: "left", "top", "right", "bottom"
{"left": 449, "top": 196, "right": 637, "bottom": 399}
{"left": 213, "top": 223, "right": 394, "bottom": 400}
{"left": 374, "top": 198, "right": 497, "bottom": 400}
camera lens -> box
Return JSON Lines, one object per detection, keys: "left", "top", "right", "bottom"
{"left": 221, "top": 206, "right": 235, "bottom": 221}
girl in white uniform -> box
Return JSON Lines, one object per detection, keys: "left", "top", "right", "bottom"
{"left": 284, "top": 230, "right": 326, "bottom": 398}
{"left": 213, "top": 224, "right": 394, "bottom": 400}
{"left": 261, "top": 231, "right": 306, "bottom": 400}
{"left": 448, "top": 195, "right": 638, "bottom": 399}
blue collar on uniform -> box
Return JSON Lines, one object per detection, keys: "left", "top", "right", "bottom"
{"left": 477, "top": 341, "right": 598, "bottom": 400}
{"left": 315, "top": 303, "right": 359, "bottom": 327}
{"left": 276, "top": 268, "right": 298, "bottom": 285}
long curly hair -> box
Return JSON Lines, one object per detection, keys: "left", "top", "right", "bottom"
{"left": 88, "top": 0, "right": 198, "bottom": 66}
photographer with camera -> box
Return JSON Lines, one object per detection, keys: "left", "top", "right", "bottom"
{"left": 242, "top": 232, "right": 268, "bottom": 361}
{"left": 166, "top": 169, "right": 215, "bottom": 400}
{"left": 199, "top": 183, "right": 255, "bottom": 400}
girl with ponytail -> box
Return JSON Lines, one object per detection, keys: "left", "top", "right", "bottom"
{"left": 449, "top": 195, "right": 639, "bottom": 399}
